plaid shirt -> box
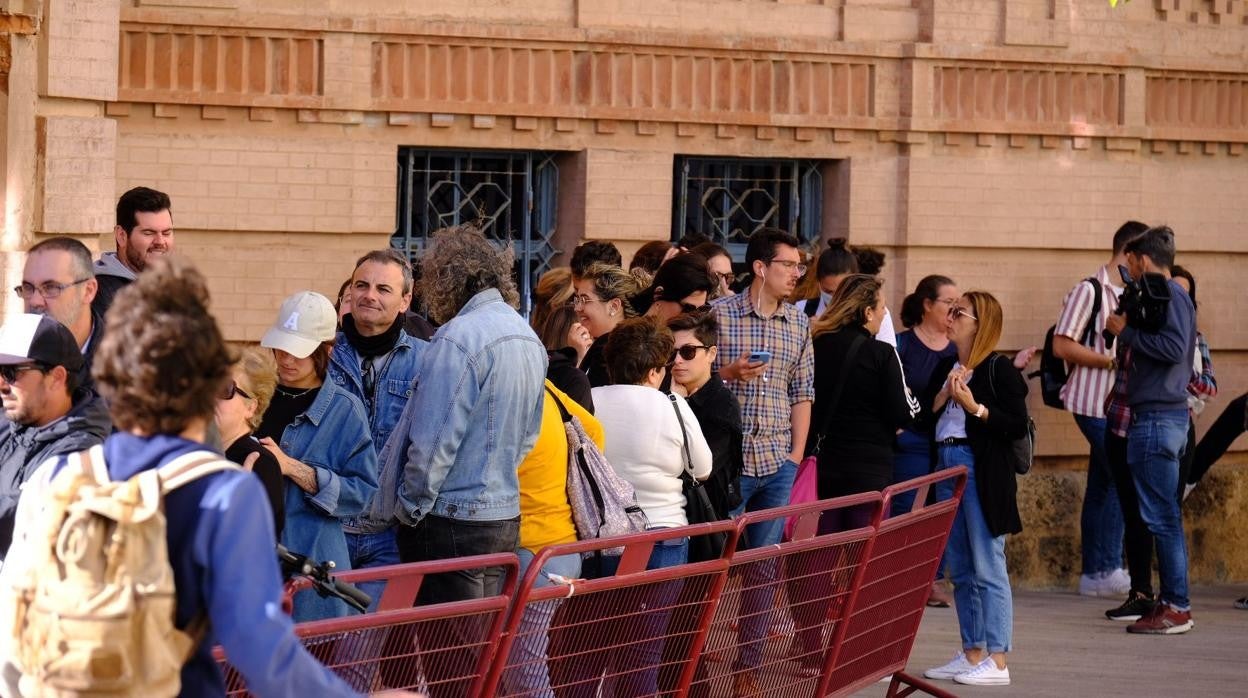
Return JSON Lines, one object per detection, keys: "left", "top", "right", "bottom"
{"left": 1105, "top": 346, "right": 1133, "bottom": 438}
{"left": 711, "top": 289, "right": 815, "bottom": 478}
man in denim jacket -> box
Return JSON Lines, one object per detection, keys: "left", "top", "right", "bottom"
{"left": 395, "top": 225, "right": 546, "bottom": 604}
{"left": 328, "top": 249, "right": 427, "bottom": 607}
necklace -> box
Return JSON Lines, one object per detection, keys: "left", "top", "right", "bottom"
{"left": 275, "top": 385, "right": 318, "bottom": 398}
{"left": 914, "top": 324, "right": 948, "bottom": 349}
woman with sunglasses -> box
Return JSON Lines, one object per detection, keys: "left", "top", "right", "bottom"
{"left": 215, "top": 345, "right": 284, "bottom": 541}
{"left": 922, "top": 292, "right": 1027, "bottom": 687}
{"left": 572, "top": 263, "right": 644, "bottom": 387}
{"left": 255, "top": 291, "right": 378, "bottom": 622}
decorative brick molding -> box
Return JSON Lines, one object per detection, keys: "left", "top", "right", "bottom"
{"left": 118, "top": 25, "right": 324, "bottom": 106}
{"left": 932, "top": 64, "right": 1122, "bottom": 127}
{"left": 369, "top": 40, "right": 875, "bottom": 126}
{"left": 1145, "top": 73, "right": 1248, "bottom": 132}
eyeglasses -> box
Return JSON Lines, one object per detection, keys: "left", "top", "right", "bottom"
{"left": 218, "top": 381, "right": 254, "bottom": 401}
{"left": 13, "top": 279, "right": 91, "bottom": 300}
{"left": 679, "top": 302, "right": 712, "bottom": 314}
{"left": 948, "top": 306, "right": 978, "bottom": 321}
{"left": 672, "top": 344, "right": 710, "bottom": 361}
{"left": 713, "top": 271, "right": 736, "bottom": 286}
{"left": 767, "top": 260, "right": 808, "bottom": 276}
{"left": 0, "top": 363, "right": 47, "bottom": 384}
{"left": 568, "top": 295, "right": 602, "bottom": 309}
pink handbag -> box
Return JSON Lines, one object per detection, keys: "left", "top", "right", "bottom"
{"left": 783, "top": 454, "right": 819, "bottom": 540}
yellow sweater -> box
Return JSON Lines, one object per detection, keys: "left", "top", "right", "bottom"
{"left": 517, "top": 380, "right": 605, "bottom": 552}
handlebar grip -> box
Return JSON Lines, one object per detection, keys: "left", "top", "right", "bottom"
{"left": 333, "top": 578, "right": 373, "bottom": 612}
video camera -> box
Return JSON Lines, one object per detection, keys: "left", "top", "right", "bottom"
{"left": 1103, "top": 264, "right": 1170, "bottom": 348}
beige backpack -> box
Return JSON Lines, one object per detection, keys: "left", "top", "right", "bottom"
{"left": 7, "top": 445, "right": 239, "bottom": 697}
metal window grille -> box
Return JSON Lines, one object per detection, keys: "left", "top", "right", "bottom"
{"left": 672, "top": 157, "right": 822, "bottom": 260}
{"left": 393, "top": 149, "right": 559, "bottom": 318}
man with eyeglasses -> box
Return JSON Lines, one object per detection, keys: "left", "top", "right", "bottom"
{"left": 710, "top": 227, "right": 815, "bottom": 696}
{"left": 0, "top": 314, "right": 110, "bottom": 562}
{"left": 92, "top": 186, "right": 174, "bottom": 318}
{"left": 18, "top": 237, "right": 102, "bottom": 391}
{"left": 327, "top": 249, "right": 427, "bottom": 610}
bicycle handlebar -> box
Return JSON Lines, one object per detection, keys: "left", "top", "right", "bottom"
{"left": 276, "top": 544, "right": 372, "bottom": 614}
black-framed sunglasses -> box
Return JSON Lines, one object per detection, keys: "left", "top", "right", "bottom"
{"left": 218, "top": 381, "right": 253, "bottom": 401}
{"left": 0, "top": 363, "right": 47, "bottom": 383}
{"left": 672, "top": 344, "right": 711, "bottom": 361}
{"left": 679, "top": 302, "right": 712, "bottom": 314}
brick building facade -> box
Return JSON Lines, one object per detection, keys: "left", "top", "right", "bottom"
{"left": 1, "top": 0, "right": 1245, "bottom": 585}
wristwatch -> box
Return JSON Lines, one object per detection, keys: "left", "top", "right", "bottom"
{"left": 1107, "top": 356, "right": 1118, "bottom": 371}
{"left": 974, "top": 404, "right": 987, "bottom": 420}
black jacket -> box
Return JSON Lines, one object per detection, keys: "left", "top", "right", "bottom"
{"left": 0, "top": 388, "right": 112, "bottom": 558}
{"left": 924, "top": 353, "right": 1028, "bottom": 537}
{"left": 581, "top": 333, "right": 611, "bottom": 388}
{"left": 684, "top": 373, "right": 743, "bottom": 518}
{"left": 78, "top": 310, "right": 105, "bottom": 393}
{"left": 807, "top": 326, "right": 919, "bottom": 493}
{"left": 547, "top": 347, "right": 594, "bottom": 414}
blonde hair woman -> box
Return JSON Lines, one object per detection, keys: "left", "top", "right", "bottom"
{"left": 572, "top": 262, "right": 644, "bottom": 387}
{"left": 923, "top": 291, "right": 1028, "bottom": 687}
{"left": 215, "top": 345, "right": 283, "bottom": 539}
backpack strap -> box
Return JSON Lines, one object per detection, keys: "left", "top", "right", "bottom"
{"left": 158, "top": 451, "right": 241, "bottom": 494}
{"left": 1079, "top": 277, "right": 1102, "bottom": 347}
{"left": 75, "top": 444, "right": 111, "bottom": 485}
{"left": 545, "top": 385, "right": 574, "bottom": 424}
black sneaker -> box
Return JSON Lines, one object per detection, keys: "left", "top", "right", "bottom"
{"left": 1106, "top": 590, "right": 1156, "bottom": 621}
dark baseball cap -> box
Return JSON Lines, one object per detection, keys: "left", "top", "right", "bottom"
{"left": 0, "top": 313, "right": 85, "bottom": 372}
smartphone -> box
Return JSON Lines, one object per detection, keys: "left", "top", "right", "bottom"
{"left": 747, "top": 350, "right": 772, "bottom": 365}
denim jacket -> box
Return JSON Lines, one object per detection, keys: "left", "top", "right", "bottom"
{"left": 396, "top": 289, "right": 546, "bottom": 524}
{"left": 278, "top": 379, "right": 378, "bottom": 621}
{"left": 328, "top": 330, "right": 425, "bottom": 533}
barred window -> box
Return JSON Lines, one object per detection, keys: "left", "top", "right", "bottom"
{"left": 394, "top": 149, "right": 558, "bottom": 317}
{"left": 672, "top": 157, "right": 822, "bottom": 260}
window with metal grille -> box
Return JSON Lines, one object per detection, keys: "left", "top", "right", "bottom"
{"left": 393, "top": 149, "right": 559, "bottom": 318}
{"left": 672, "top": 157, "right": 822, "bottom": 260}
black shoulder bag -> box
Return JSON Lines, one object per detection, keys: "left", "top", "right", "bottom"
{"left": 670, "top": 394, "right": 728, "bottom": 563}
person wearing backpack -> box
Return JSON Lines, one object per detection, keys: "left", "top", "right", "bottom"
{"left": 1050, "top": 220, "right": 1149, "bottom": 598}
{"left": 0, "top": 258, "right": 365, "bottom": 697}
{"left": 922, "top": 291, "right": 1029, "bottom": 688}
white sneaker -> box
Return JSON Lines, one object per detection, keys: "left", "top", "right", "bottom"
{"left": 1104, "top": 568, "right": 1131, "bottom": 596}
{"left": 1078, "top": 572, "right": 1107, "bottom": 597}
{"left": 923, "top": 652, "right": 976, "bottom": 680}
{"left": 953, "top": 657, "right": 1010, "bottom": 686}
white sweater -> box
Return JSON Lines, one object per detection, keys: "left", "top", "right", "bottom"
{"left": 590, "top": 385, "right": 713, "bottom": 529}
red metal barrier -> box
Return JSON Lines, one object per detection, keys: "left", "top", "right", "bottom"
{"left": 215, "top": 552, "right": 519, "bottom": 697}
{"left": 689, "top": 493, "right": 884, "bottom": 698}
{"left": 481, "top": 521, "right": 739, "bottom": 698}
{"left": 823, "top": 467, "right": 967, "bottom": 698}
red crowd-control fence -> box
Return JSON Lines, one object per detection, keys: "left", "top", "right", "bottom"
{"left": 216, "top": 467, "right": 967, "bottom": 697}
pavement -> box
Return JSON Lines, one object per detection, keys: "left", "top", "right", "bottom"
{"left": 855, "top": 585, "right": 1248, "bottom": 697}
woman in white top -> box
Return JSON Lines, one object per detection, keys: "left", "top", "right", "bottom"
{"left": 581, "top": 316, "right": 712, "bottom": 697}
{"left": 592, "top": 317, "right": 713, "bottom": 549}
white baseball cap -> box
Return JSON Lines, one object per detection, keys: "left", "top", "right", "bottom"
{"left": 260, "top": 291, "right": 336, "bottom": 359}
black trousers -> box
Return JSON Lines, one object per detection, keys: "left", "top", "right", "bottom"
{"left": 1187, "top": 392, "right": 1247, "bottom": 485}
{"left": 1107, "top": 423, "right": 1191, "bottom": 597}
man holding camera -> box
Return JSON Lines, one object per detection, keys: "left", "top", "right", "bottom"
{"left": 1053, "top": 220, "right": 1148, "bottom": 598}
{"left": 1104, "top": 225, "right": 1197, "bottom": 634}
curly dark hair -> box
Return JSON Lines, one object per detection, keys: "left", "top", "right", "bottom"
{"left": 420, "top": 224, "right": 519, "bottom": 324}
{"left": 93, "top": 257, "right": 233, "bottom": 434}
{"left": 603, "top": 316, "right": 674, "bottom": 386}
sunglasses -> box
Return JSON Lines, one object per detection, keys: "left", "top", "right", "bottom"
{"left": 948, "top": 306, "right": 978, "bottom": 321}
{"left": 0, "top": 363, "right": 47, "bottom": 383}
{"left": 671, "top": 344, "right": 711, "bottom": 362}
{"left": 218, "top": 381, "right": 254, "bottom": 401}
{"left": 679, "top": 302, "right": 712, "bottom": 314}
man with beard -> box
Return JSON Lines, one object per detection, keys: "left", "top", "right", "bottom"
{"left": 92, "top": 186, "right": 174, "bottom": 317}
{"left": 0, "top": 314, "right": 109, "bottom": 562}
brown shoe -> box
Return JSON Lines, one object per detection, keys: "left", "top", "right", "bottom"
{"left": 1126, "top": 603, "right": 1193, "bottom": 634}
{"left": 927, "top": 581, "right": 952, "bottom": 608}
{"left": 733, "top": 670, "right": 762, "bottom": 697}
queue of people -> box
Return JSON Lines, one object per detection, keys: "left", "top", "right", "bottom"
{"left": 0, "top": 183, "right": 1238, "bottom": 698}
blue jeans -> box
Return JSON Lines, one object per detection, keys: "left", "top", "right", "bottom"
{"left": 1127, "top": 409, "right": 1191, "bottom": 610}
{"left": 504, "top": 548, "right": 582, "bottom": 698}
{"left": 937, "top": 444, "right": 1013, "bottom": 654}
{"left": 1074, "top": 414, "right": 1125, "bottom": 576}
{"left": 344, "top": 528, "right": 400, "bottom": 612}
{"left": 890, "top": 429, "right": 932, "bottom": 516}
{"left": 563, "top": 537, "right": 688, "bottom": 697}
{"left": 731, "top": 459, "right": 797, "bottom": 672}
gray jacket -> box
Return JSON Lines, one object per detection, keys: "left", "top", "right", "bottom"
{"left": 0, "top": 389, "right": 112, "bottom": 560}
